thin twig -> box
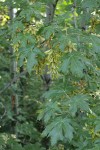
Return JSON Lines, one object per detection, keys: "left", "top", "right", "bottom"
{"left": 0, "top": 71, "right": 27, "bottom": 95}
{"left": 0, "top": 102, "right": 6, "bottom": 120}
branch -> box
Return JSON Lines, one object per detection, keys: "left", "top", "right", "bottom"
{"left": 72, "top": 0, "right": 77, "bottom": 28}
{"left": 46, "top": 0, "right": 59, "bottom": 24}
{"left": 0, "top": 71, "right": 27, "bottom": 95}
{"left": 0, "top": 102, "right": 6, "bottom": 120}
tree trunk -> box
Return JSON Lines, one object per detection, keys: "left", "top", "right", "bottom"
{"left": 42, "top": 0, "right": 59, "bottom": 92}
{"left": 46, "top": 0, "right": 59, "bottom": 24}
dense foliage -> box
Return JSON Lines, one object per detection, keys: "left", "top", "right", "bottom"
{"left": 0, "top": 0, "right": 100, "bottom": 149}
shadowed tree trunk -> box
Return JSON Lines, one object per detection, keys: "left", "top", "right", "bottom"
{"left": 46, "top": 0, "right": 59, "bottom": 24}
{"left": 42, "top": 0, "right": 59, "bottom": 92}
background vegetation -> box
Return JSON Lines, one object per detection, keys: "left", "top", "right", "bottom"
{"left": 0, "top": 0, "right": 100, "bottom": 149}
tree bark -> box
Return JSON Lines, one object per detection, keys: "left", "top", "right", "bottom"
{"left": 46, "top": 0, "right": 59, "bottom": 24}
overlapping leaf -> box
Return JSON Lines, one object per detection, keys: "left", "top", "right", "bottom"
{"left": 68, "top": 94, "right": 90, "bottom": 116}
{"left": 60, "top": 52, "right": 86, "bottom": 77}
{"left": 42, "top": 117, "right": 74, "bottom": 145}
